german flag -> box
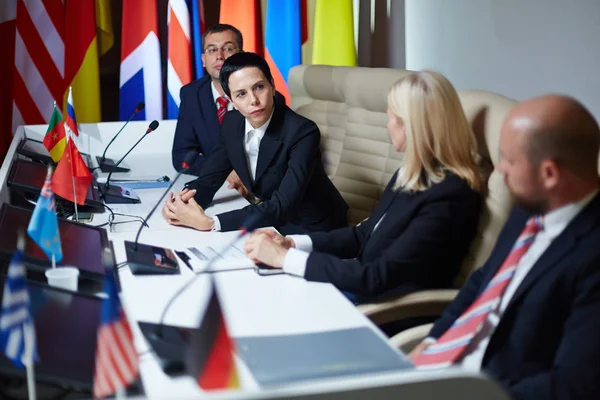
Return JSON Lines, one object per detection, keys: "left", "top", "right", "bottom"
{"left": 185, "top": 279, "right": 239, "bottom": 390}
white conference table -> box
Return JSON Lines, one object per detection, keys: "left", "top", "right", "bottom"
{"left": 0, "top": 122, "right": 510, "bottom": 399}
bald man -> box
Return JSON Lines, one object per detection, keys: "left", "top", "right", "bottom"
{"left": 410, "top": 95, "right": 600, "bottom": 399}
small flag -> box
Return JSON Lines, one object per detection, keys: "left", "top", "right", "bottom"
{"left": 52, "top": 140, "right": 93, "bottom": 206}
{"left": 185, "top": 278, "right": 239, "bottom": 390}
{"left": 27, "top": 165, "right": 62, "bottom": 262}
{"left": 42, "top": 105, "right": 67, "bottom": 163}
{"left": 65, "top": 87, "right": 79, "bottom": 137}
{"left": 93, "top": 272, "right": 138, "bottom": 398}
{"left": 0, "top": 247, "right": 37, "bottom": 369}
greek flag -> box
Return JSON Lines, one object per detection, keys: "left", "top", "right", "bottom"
{"left": 0, "top": 250, "right": 37, "bottom": 368}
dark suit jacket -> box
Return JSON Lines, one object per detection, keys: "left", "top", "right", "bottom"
{"left": 428, "top": 193, "right": 600, "bottom": 400}
{"left": 305, "top": 171, "right": 482, "bottom": 299}
{"left": 185, "top": 96, "right": 348, "bottom": 233}
{"left": 172, "top": 76, "right": 220, "bottom": 176}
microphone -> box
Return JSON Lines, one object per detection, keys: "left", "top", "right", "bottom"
{"left": 124, "top": 151, "right": 197, "bottom": 264}
{"left": 96, "top": 101, "right": 145, "bottom": 173}
{"left": 151, "top": 213, "right": 263, "bottom": 342}
{"left": 100, "top": 120, "right": 159, "bottom": 204}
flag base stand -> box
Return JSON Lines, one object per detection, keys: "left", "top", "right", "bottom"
{"left": 124, "top": 241, "right": 180, "bottom": 275}
{"left": 95, "top": 156, "right": 131, "bottom": 173}
{"left": 138, "top": 321, "right": 191, "bottom": 376}
{"left": 99, "top": 184, "right": 141, "bottom": 204}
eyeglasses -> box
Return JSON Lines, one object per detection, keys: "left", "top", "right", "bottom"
{"left": 204, "top": 46, "right": 238, "bottom": 56}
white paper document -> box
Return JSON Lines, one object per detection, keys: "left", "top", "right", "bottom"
{"left": 181, "top": 244, "right": 255, "bottom": 273}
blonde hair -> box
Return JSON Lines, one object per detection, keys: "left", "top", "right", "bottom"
{"left": 388, "top": 70, "right": 482, "bottom": 192}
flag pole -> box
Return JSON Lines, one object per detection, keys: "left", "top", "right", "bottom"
{"left": 65, "top": 94, "right": 79, "bottom": 222}
{"left": 17, "top": 232, "right": 37, "bottom": 400}
{"left": 52, "top": 253, "right": 56, "bottom": 269}
{"left": 25, "top": 325, "right": 37, "bottom": 400}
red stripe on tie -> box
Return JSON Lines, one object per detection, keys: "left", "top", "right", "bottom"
{"left": 413, "top": 217, "right": 543, "bottom": 367}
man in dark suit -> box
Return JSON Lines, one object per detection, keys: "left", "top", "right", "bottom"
{"left": 411, "top": 95, "right": 600, "bottom": 399}
{"left": 162, "top": 52, "right": 348, "bottom": 234}
{"left": 171, "top": 24, "right": 249, "bottom": 197}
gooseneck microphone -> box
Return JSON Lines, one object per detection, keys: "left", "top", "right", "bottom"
{"left": 100, "top": 120, "right": 159, "bottom": 204}
{"left": 127, "top": 151, "right": 197, "bottom": 256}
{"left": 152, "top": 213, "right": 263, "bottom": 341}
{"left": 96, "top": 101, "right": 145, "bottom": 172}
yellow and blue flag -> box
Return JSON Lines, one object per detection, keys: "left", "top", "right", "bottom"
{"left": 27, "top": 165, "right": 62, "bottom": 262}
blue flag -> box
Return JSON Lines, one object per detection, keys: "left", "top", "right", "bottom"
{"left": 0, "top": 249, "right": 38, "bottom": 368}
{"left": 27, "top": 166, "right": 62, "bottom": 262}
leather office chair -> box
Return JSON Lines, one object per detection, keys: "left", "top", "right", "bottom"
{"left": 360, "top": 91, "right": 517, "bottom": 351}
{"left": 288, "top": 66, "right": 517, "bottom": 338}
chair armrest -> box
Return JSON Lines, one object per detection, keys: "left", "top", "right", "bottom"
{"left": 389, "top": 323, "right": 434, "bottom": 354}
{"left": 357, "top": 289, "right": 458, "bottom": 326}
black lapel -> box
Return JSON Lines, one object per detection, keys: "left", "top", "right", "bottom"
{"left": 229, "top": 117, "right": 254, "bottom": 191}
{"left": 254, "top": 101, "right": 283, "bottom": 183}
{"left": 506, "top": 193, "right": 600, "bottom": 309}
{"left": 198, "top": 80, "right": 220, "bottom": 151}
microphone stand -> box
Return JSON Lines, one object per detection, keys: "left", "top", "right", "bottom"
{"left": 152, "top": 213, "right": 262, "bottom": 341}
{"left": 123, "top": 151, "right": 197, "bottom": 272}
{"left": 96, "top": 104, "right": 144, "bottom": 172}
{"left": 99, "top": 122, "right": 158, "bottom": 204}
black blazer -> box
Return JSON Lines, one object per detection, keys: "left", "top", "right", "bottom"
{"left": 428, "top": 194, "right": 600, "bottom": 400}
{"left": 305, "top": 171, "right": 482, "bottom": 299}
{"left": 185, "top": 96, "right": 348, "bottom": 233}
{"left": 172, "top": 76, "right": 220, "bottom": 176}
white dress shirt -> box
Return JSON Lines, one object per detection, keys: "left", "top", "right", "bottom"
{"left": 283, "top": 212, "right": 389, "bottom": 277}
{"left": 454, "top": 190, "right": 598, "bottom": 371}
{"left": 210, "top": 82, "right": 234, "bottom": 112}
{"left": 211, "top": 111, "right": 274, "bottom": 231}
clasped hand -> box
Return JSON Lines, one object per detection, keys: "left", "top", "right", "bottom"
{"left": 161, "top": 188, "right": 213, "bottom": 230}
{"left": 243, "top": 230, "right": 296, "bottom": 269}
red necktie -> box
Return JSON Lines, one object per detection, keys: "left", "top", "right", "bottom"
{"left": 412, "top": 216, "right": 543, "bottom": 368}
{"left": 217, "top": 96, "right": 229, "bottom": 125}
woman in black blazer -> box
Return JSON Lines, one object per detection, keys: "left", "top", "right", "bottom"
{"left": 244, "top": 70, "right": 484, "bottom": 301}
{"left": 162, "top": 52, "right": 348, "bottom": 234}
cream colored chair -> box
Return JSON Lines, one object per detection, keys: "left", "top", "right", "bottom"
{"left": 288, "top": 65, "right": 517, "bottom": 329}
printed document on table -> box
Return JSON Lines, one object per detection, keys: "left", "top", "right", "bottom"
{"left": 181, "top": 244, "right": 255, "bottom": 272}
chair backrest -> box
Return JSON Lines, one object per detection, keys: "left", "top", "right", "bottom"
{"left": 289, "top": 65, "right": 517, "bottom": 285}
{"left": 455, "top": 91, "right": 516, "bottom": 285}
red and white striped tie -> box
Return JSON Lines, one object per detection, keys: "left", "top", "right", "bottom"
{"left": 413, "top": 216, "right": 543, "bottom": 368}
{"left": 217, "top": 96, "right": 229, "bottom": 125}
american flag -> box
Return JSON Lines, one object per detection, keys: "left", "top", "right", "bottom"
{"left": 9, "top": 0, "right": 65, "bottom": 133}
{"left": 0, "top": 248, "right": 37, "bottom": 369}
{"left": 93, "top": 273, "right": 138, "bottom": 398}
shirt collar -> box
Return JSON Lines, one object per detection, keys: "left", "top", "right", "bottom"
{"left": 540, "top": 189, "right": 598, "bottom": 239}
{"left": 244, "top": 108, "right": 274, "bottom": 142}
{"left": 211, "top": 81, "right": 224, "bottom": 104}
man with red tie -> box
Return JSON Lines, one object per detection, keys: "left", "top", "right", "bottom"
{"left": 171, "top": 24, "right": 249, "bottom": 197}
{"left": 411, "top": 95, "right": 600, "bottom": 400}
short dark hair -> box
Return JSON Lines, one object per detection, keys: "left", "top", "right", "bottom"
{"left": 201, "top": 24, "right": 243, "bottom": 50}
{"left": 219, "top": 52, "right": 274, "bottom": 98}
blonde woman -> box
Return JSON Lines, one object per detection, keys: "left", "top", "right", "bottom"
{"left": 244, "top": 70, "right": 483, "bottom": 301}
